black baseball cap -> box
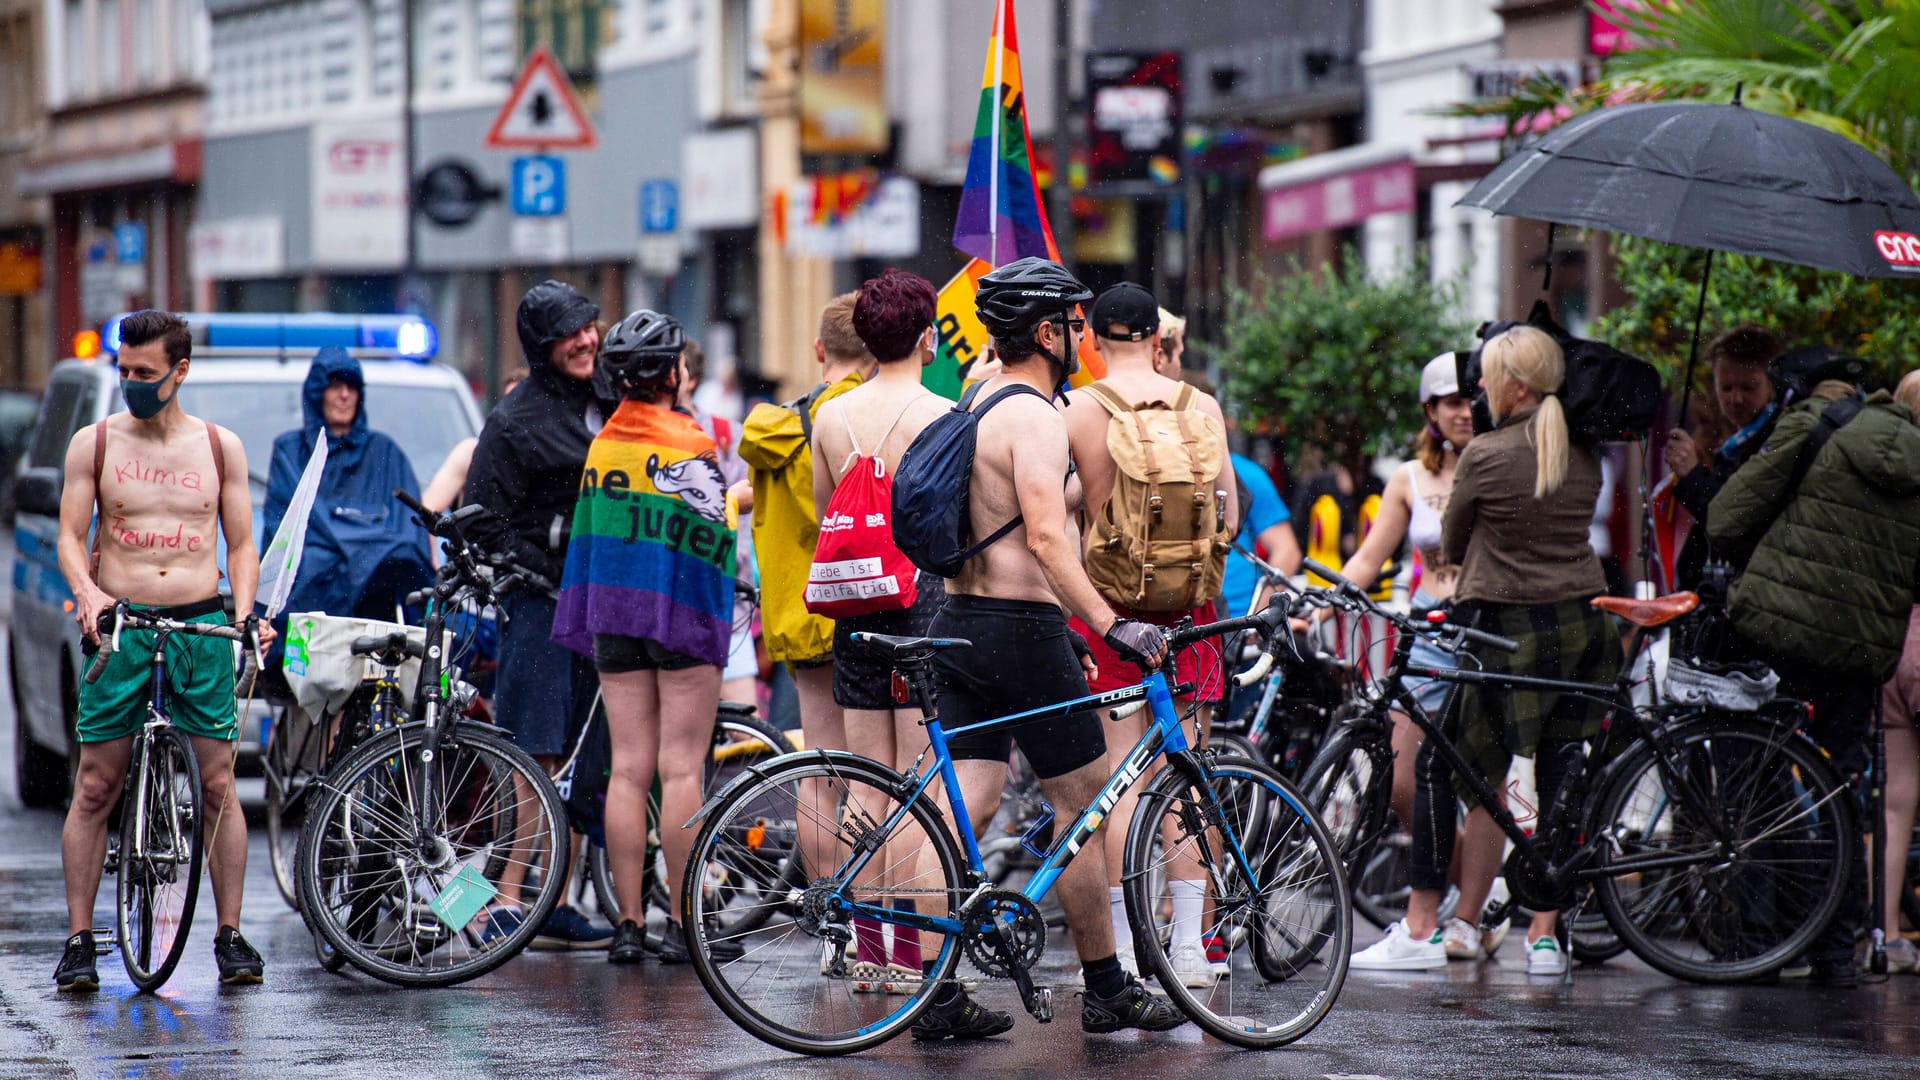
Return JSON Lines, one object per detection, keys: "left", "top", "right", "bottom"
{"left": 1090, "top": 282, "right": 1159, "bottom": 341}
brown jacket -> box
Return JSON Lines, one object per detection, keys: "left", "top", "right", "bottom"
{"left": 1443, "top": 407, "right": 1607, "bottom": 605}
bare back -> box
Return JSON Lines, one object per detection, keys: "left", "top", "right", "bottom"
{"left": 70, "top": 414, "right": 235, "bottom": 605}
{"left": 949, "top": 384, "right": 1084, "bottom": 604}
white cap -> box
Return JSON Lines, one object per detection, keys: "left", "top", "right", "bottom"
{"left": 1420, "top": 352, "right": 1459, "bottom": 401}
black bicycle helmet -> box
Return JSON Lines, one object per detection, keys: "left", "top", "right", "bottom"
{"left": 974, "top": 257, "right": 1094, "bottom": 335}
{"left": 600, "top": 308, "right": 684, "bottom": 390}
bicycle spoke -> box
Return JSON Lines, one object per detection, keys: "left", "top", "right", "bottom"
{"left": 1126, "top": 759, "right": 1348, "bottom": 1048}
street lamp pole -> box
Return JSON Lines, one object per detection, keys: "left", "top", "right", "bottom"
{"left": 400, "top": 0, "right": 419, "bottom": 301}
{"left": 1050, "top": 0, "right": 1073, "bottom": 260}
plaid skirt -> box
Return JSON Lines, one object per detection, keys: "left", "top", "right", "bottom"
{"left": 1450, "top": 598, "right": 1622, "bottom": 806}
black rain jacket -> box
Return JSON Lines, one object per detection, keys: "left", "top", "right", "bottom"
{"left": 462, "top": 280, "right": 617, "bottom": 581}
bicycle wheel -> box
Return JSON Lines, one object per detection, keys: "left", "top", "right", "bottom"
{"left": 1299, "top": 727, "right": 1400, "bottom": 930}
{"left": 1124, "top": 755, "right": 1349, "bottom": 1049}
{"left": 296, "top": 723, "right": 570, "bottom": 986}
{"left": 1590, "top": 718, "right": 1852, "bottom": 983}
{"left": 683, "top": 753, "right": 967, "bottom": 1056}
{"left": 117, "top": 726, "right": 204, "bottom": 992}
{"left": 595, "top": 705, "right": 798, "bottom": 929}
{"left": 265, "top": 703, "right": 326, "bottom": 910}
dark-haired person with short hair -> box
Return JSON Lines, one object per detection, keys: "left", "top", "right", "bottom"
{"left": 1660, "top": 324, "right": 1784, "bottom": 590}
{"left": 53, "top": 310, "right": 271, "bottom": 991}
{"left": 809, "top": 269, "right": 952, "bottom": 991}
{"left": 913, "top": 257, "right": 1184, "bottom": 1040}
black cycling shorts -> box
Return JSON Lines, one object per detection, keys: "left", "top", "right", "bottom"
{"left": 833, "top": 574, "right": 946, "bottom": 710}
{"left": 592, "top": 633, "right": 706, "bottom": 674}
{"left": 930, "top": 594, "right": 1107, "bottom": 780}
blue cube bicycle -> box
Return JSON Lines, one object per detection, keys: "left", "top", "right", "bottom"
{"left": 678, "top": 597, "right": 1350, "bottom": 1055}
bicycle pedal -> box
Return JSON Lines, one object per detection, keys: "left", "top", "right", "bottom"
{"left": 91, "top": 928, "right": 118, "bottom": 955}
{"left": 102, "top": 842, "right": 120, "bottom": 876}
{"left": 1028, "top": 985, "right": 1053, "bottom": 1023}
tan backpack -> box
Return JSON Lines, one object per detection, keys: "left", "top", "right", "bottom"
{"left": 1083, "top": 382, "right": 1229, "bottom": 611}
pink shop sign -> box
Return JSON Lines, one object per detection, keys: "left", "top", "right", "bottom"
{"left": 1262, "top": 158, "right": 1416, "bottom": 244}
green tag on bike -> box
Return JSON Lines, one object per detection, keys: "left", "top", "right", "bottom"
{"left": 428, "top": 864, "right": 497, "bottom": 931}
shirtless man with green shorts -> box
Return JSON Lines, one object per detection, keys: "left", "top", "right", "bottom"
{"left": 52, "top": 309, "right": 271, "bottom": 991}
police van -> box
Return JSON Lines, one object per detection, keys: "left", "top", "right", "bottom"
{"left": 11, "top": 313, "right": 483, "bottom": 806}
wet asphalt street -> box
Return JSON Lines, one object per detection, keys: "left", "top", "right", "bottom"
{"left": 4, "top": 560, "right": 1920, "bottom": 1077}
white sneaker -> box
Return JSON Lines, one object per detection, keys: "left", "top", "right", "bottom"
{"left": 1350, "top": 921, "right": 1446, "bottom": 971}
{"left": 1481, "top": 878, "right": 1513, "bottom": 958}
{"left": 1525, "top": 935, "right": 1567, "bottom": 976}
{"left": 1442, "top": 918, "right": 1481, "bottom": 960}
{"left": 1887, "top": 937, "right": 1920, "bottom": 974}
{"left": 1169, "top": 940, "right": 1217, "bottom": 988}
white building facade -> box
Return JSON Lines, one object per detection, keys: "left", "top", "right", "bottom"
{"left": 1360, "top": 0, "right": 1505, "bottom": 324}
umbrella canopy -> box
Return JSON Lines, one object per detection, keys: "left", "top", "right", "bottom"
{"left": 1460, "top": 101, "right": 1920, "bottom": 279}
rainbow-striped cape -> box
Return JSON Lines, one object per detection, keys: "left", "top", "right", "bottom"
{"left": 552, "top": 401, "right": 737, "bottom": 665}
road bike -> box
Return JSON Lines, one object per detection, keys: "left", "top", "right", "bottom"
{"left": 291, "top": 491, "right": 570, "bottom": 986}
{"left": 680, "top": 599, "right": 1350, "bottom": 1055}
{"left": 86, "top": 602, "right": 257, "bottom": 992}
{"left": 1295, "top": 559, "right": 1854, "bottom": 983}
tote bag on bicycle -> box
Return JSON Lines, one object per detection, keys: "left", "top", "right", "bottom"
{"left": 805, "top": 451, "right": 918, "bottom": 618}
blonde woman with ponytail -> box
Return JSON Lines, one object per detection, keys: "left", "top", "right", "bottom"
{"left": 1365, "top": 325, "right": 1620, "bottom": 977}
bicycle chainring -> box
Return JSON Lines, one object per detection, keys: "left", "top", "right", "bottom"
{"left": 962, "top": 890, "right": 1047, "bottom": 978}
{"left": 1502, "top": 849, "right": 1576, "bottom": 913}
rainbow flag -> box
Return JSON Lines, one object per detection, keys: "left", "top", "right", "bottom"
{"left": 952, "top": 0, "right": 1059, "bottom": 266}
{"left": 552, "top": 402, "right": 737, "bottom": 666}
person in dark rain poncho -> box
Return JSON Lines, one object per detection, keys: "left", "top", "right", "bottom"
{"left": 262, "top": 346, "right": 432, "bottom": 625}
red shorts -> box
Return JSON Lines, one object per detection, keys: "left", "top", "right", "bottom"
{"left": 1069, "top": 601, "right": 1225, "bottom": 704}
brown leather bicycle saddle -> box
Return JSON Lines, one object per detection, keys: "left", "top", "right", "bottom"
{"left": 1591, "top": 591, "right": 1699, "bottom": 628}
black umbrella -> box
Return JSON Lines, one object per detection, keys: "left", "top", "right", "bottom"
{"left": 1459, "top": 98, "right": 1920, "bottom": 415}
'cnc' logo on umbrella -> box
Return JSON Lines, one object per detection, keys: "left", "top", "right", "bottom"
{"left": 1873, "top": 231, "right": 1920, "bottom": 272}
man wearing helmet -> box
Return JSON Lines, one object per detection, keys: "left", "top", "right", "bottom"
{"left": 551, "top": 310, "right": 744, "bottom": 967}
{"left": 912, "top": 256, "right": 1185, "bottom": 1040}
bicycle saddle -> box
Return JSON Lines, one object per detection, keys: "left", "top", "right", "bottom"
{"left": 846, "top": 632, "right": 972, "bottom": 656}
{"left": 1591, "top": 592, "right": 1698, "bottom": 628}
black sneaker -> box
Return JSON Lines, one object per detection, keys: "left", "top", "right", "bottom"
{"left": 214, "top": 925, "right": 264, "bottom": 986}
{"left": 658, "top": 920, "right": 745, "bottom": 964}
{"left": 1809, "top": 956, "right": 1859, "bottom": 989}
{"left": 910, "top": 990, "right": 1015, "bottom": 1042}
{"left": 55, "top": 931, "right": 98, "bottom": 993}
{"left": 609, "top": 920, "right": 647, "bottom": 965}
{"left": 1080, "top": 974, "right": 1188, "bottom": 1034}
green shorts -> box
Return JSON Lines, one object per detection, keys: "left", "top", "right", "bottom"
{"left": 77, "top": 600, "right": 238, "bottom": 744}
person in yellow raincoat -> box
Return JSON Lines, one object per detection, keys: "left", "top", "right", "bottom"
{"left": 735, "top": 292, "right": 872, "bottom": 755}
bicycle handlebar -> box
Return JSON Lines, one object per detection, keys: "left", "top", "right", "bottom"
{"left": 1295, "top": 557, "right": 1518, "bottom": 654}
{"left": 86, "top": 600, "right": 254, "bottom": 684}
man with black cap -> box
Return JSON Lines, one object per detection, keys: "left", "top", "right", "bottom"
{"left": 1063, "top": 281, "right": 1235, "bottom": 991}
{"left": 462, "top": 278, "right": 618, "bottom": 950}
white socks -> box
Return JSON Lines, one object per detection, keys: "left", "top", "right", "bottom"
{"left": 1109, "top": 886, "right": 1130, "bottom": 953}
{"left": 1170, "top": 879, "right": 1206, "bottom": 949}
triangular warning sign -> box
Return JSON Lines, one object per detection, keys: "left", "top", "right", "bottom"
{"left": 486, "top": 46, "right": 598, "bottom": 150}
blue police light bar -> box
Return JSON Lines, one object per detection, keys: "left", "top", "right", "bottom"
{"left": 100, "top": 313, "right": 439, "bottom": 361}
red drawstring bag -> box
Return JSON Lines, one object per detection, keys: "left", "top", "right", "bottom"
{"left": 806, "top": 414, "right": 919, "bottom": 618}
